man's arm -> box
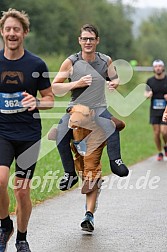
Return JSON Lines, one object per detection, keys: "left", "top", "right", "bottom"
{"left": 52, "top": 58, "right": 92, "bottom": 96}
{"left": 107, "top": 57, "right": 119, "bottom": 91}
{"left": 144, "top": 90, "right": 153, "bottom": 98}
{"left": 162, "top": 106, "right": 167, "bottom": 122}
{"left": 21, "top": 87, "right": 54, "bottom": 111}
{"left": 37, "top": 87, "right": 54, "bottom": 110}
{"left": 144, "top": 82, "right": 153, "bottom": 98}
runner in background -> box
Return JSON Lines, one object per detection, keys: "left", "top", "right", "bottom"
{"left": 144, "top": 59, "right": 167, "bottom": 161}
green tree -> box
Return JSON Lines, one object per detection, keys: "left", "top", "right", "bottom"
{"left": 136, "top": 10, "right": 167, "bottom": 64}
{"left": 0, "top": 0, "right": 134, "bottom": 59}
{"left": 93, "top": 1, "right": 133, "bottom": 60}
{"left": 0, "top": 0, "right": 12, "bottom": 11}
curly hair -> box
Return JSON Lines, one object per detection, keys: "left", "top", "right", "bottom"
{"left": 0, "top": 8, "right": 30, "bottom": 32}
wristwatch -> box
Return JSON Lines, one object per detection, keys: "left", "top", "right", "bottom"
{"left": 35, "top": 98, "right": 40, "bottom": 107}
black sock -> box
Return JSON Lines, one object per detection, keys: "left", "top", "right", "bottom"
{"left": 17, "top": 230, "right": 27, "bottom": 241}
{"left": 0, "top": 215, "right": 13, "bottom": 231}
{"left": 86, "top": 211, "right": 93, "bottom": 217}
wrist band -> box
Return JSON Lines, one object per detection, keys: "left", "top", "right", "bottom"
{"left": 106, "top": 74, "right": 118, "bottom": 81}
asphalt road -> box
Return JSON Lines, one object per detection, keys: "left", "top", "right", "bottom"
{"left": 8, "top": 155, "right": 167, "bottom": 252}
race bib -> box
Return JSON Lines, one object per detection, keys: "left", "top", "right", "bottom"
{"left": 153, "top": 99, "right": 166, "bottom": 109}
{"left": 0, "top": 92, "right": 27, "bottom": 114}
{"left": 73, "top": 140, "right": 87, "bottom": 156}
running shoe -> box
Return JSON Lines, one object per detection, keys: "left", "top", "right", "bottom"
{"left": 15, "top": 240, "right": 31, "bottom": 252}
{"left": 157, "top": 152, "right": 163, "bottom": 161}
{"left": 0, "top": 227, "right": 14, "bottom": 252}
{"left": 81, "top": 212, "right": 94, "bottom": 232}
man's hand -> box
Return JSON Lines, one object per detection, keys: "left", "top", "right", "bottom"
{"left": 144, "top": 90, "right": 153, "bottom": 98}
{"left": 22, "top": 91, "right": 37, "bottom": 111}
{"left": 75, "top": 74, "right": 92, "bottom": 88}
{"left": 164, "top": 94, "right": 167, "bottom": 101}
{"left": 107, "top": 81, "right": 119, "bottom": 92}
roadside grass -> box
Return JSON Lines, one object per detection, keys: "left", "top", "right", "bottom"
{"left": 8, "top": 57, "right": 156, "bottom": 213}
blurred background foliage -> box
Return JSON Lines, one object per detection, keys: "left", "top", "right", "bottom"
{"left": 1, "top": 0, "right": 167, "bottom": 64}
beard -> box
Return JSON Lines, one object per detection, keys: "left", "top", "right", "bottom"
{"left": 156, "top": 70, "right": 164, "bottom": 75}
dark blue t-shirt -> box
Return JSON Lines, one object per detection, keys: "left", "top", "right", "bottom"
{"left": 0, "top": 49, "right": 51, "bottom": 140}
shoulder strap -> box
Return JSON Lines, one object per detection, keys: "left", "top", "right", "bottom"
{"left": 96, "top": 52, "right": 110, "bottom": 64}
{"left": 68, "top": 52, "right": 81, "bottom": 65}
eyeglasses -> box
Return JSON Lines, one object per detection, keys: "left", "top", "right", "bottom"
{"left": 80, "top": 37, "right": 97, "bottom": 42}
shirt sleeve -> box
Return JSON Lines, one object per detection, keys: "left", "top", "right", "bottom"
{"left": 145, "top": 79, "right": 152, "bottom": 91}
{"left": 36, "top": 60, "right": 51, "bottom": 91}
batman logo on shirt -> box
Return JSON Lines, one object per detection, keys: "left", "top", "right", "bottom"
{"left": 1, "top": 71, "right": 24, "bottom": 85}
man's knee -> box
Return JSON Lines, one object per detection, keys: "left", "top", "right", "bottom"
{"left": 112, "top": 117, "right": 125, "bottom": 131}
{"left": 0, "top": 178, "right": 8, "bottom": 191}
{"left": 14, "top": 179, "right": 31, "bottom": 200}
{"left": 0, "top": 167, "right": 10, "bottom": 191}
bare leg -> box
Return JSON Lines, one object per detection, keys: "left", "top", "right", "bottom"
{"left": 0, "top": 166, "right": 14, "bottom": 251}
{"left": 152, "top": 124, "right": 162, "bottom": 152}
{"left": 0, "top": 166, "right": 10, "bottom": 219}
{"left": 81, "top": 189, "right": 98, "bottom": 232}
{"left": 161, "top": 124, "right": 167, "bottom": 145}
{"left": 86, "top": 188, "right": 98, "bottom": 214}
{"left": 14, "top": 177, "right": 32, "bottom": 233}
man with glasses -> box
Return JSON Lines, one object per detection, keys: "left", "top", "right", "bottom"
{"left": 51, "top": 24, "right": 129, "bottom": 230}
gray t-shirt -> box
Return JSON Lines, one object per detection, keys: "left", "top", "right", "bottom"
{"left": 68, "top": 51, "right": 110, "bottom": 109}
